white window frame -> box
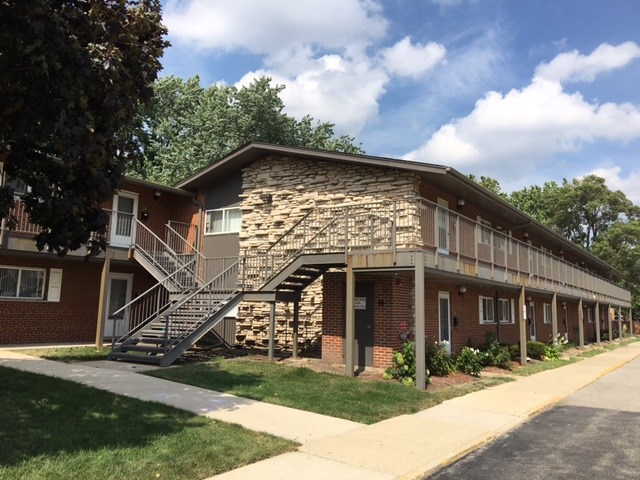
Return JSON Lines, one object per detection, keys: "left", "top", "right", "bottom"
{"left": 477, "top": 216, "right": 492, "bottom": 245}
{"left": 204, "top": 207, "right": 241, "bottom": 235}
{"left": 543, "top": 303, "right": 553, "bottom": 324}
{"left": 479, "top": 295, "right": 495, "bottom": 324}
{"left": 0, "top": 265, "right": 46, "bottom": 299}
{"left": 587, "top": 308, "right": 594, "bottom": 323}
{"left": 498, "top": 298, "right": 515, "bottom": 324}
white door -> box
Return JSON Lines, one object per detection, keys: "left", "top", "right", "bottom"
{"left": 104, "top": 274, "right": 133, "bottom": 339}
{"left": 436, "top": 199, "right": 449, "bottom": 253}
{"left": 438, "top": 292, "right": 451, "bottom": 353}
{"left": 529, "top": 301, "right": 537, "bottom": 340}
{"left": 110, "top": 192, "right": 138, "bottom": 247}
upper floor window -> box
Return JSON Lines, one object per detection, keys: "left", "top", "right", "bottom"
{"left": 477, "top": 217, "right": 492, "bottom": 245}
{"left": 205, "top": 207, "right": 241, "bottom": 234}
{"left": 0, "top": 266, "right": 46, "bottom": 299}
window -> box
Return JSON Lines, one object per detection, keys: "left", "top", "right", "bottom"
{"left": 543, "top": 303, "right": 553, "bottom": 324}
{"left": 587, "top": 308, "right": 594, "bottom": 323}
{"left": 4, "top": 176, "right": 30, "bottom": 196}
{"left": 0, "top": 266, "right": 46, "bottom": 299}
{"left": 479, "top": 296, "right": 495, "bottom": 324}
{"left": 498, "top": 298, "right": 515, "bottom": 324}
{"left": 205, "top": 207, "right": 241, "bottom": 234}
{"left": 477, "top": 217, "right": 492, "bottom": 245}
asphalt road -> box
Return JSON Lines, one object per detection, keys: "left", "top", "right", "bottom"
{"left": 429, "top": 355, "right": 640, "bottom": 480}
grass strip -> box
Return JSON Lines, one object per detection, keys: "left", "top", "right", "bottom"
{"left": 145, "top": 359, "right": 511, "bottom": 424}
{"left": 0, "top": 366, "right": 296, "bottom": 480}
{"left": 13, "top": 346, "right": 111, "bottom": 363}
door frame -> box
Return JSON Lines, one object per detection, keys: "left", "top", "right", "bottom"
{"left": 103, "top": 273, "right": 133, "bottom": 339}
{"left": 529, "top": 300, "right": 537, "bottom": 340}
{"left": 438, "top": 291, "right": 451, "bottom": 354}
{"left": 110, "top": 191, "right": 139, "bottom": 247}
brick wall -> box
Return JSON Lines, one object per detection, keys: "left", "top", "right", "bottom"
{"left": 0, "top": 253, "right": 153, "bottom": 344}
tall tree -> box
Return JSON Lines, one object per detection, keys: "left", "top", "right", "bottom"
{"left": 592, "top": 220, "right": 640, "bottom": 313}
{"left": 131, "top": 76, "right": 363, "bottom": 184}
{"left": 509, "top": 182, "right": 560, "bottom": 225}
{"left": 0, "top": 0, "right": 167, "bottom": 256}
{"left": 467, "top": 174, "right": 507, "bottom": 198}
{"left": 545, "top": 175, "right": 637, "bottom": 249}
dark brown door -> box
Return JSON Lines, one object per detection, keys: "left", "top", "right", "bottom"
{"left": 355, "top": 282, "right": 374, "bottom": 367}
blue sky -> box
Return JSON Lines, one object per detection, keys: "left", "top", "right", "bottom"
{"left": 160, "top": 0, "right": 640, "bottom": 202}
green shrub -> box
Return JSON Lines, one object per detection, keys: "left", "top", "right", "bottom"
{"left": 456, "top": 347, "right": 483, "bottom": 376}
{"left": 425, "top": 341, "right": 456, "bottom": 376}
{"left": 508, "top": 343, "right": 520, "bottom": 360}
{"left": 383, "top": 341, "right": 430, "bottom": 386}
{"left": 481, "top": 340, "right": 512, "bottom": 370}
{"left": 527, "top": 341, "right": 546, "bottom": 360}
{"left": 544, "top": 334, "right": 568, "bottom": 361}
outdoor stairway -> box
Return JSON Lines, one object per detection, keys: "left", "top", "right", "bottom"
{"left": 109, "top": 202, "right": 390, "bottom": 366}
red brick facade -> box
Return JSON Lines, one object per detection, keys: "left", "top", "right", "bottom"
{"left": 322, "top": 271, "right": 593, "bottom": 368}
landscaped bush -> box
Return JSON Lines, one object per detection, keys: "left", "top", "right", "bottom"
{"left": 425, "top": 340, "right": 456, "bottom": 376}
{"left": 383, "top": 341, "right": 430, "bottom": 387}
{"left": 508, "top": 343, "right": 520, "bottom": 360}
{"left": 481, "top": 339, "right": 512, "bottom": 370}
{"left": 456, "top": 347, "right": 483, "bottom": 376}
{"left": 544, "top": 334, "right": 568, "bottom": 361}
{"left": 527, "top": 341, "right": 546, "bottom": 360}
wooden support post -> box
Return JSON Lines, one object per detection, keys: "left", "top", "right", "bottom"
{"left": 519, "top": 286, "right": 527, "bottom": 365}
{"left": 292, "top": 299, "right": 300, "bottom": 359}
{"left": 595, "top": 301, "right": 601, "bottom": 344}
{"left": 95, "top": 248, "right": 111, "bottom": 348}
{"left": 578, "top": 298, "right": 585, "bottom": 348}
{"left": 345, "top": 262, "right": 355, "bottom": 377}
{"left": 551, "top": 292, "right": 558, "bottom": 341}
{"left": 415, "top": 252, "right": 426, "bottom": 390}
{"left": 618, "top": 306, "right": 623, "bottom": 339}
{"left": 268, "top": 302, "right": 276, "bottom": 361}
{"left": 607, "top": 304, "right": 613, "bottom": 342}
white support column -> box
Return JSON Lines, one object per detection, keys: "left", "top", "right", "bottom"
{"left": 551, "top": 292, "right": 558, "bottom": 341}
{"left": 95, "top": 247, "right": 112, "bottom": 348}
{"left": 595, "top": 301, "right": 601, "bottom": 344}
{"left": 519, "top": 286, "right": 527, "bottom": 365}
{"left": 578, "top": 298, "right": 585, "bottom": 348}
{"left": 345, "top": 262, "right": 355, "bottom": 377}
{"left": 415, "top": 252, "right": 426, "bottom": 390}
{"left": 268, "top": 302, "right": 276, "bottom": 361}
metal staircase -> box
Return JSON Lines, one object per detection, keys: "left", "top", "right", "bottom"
{"left": 109, "top": 201, "right": 398, "bottom": 366}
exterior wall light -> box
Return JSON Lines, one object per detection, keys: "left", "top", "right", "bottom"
{"left": 458, "top": 286, "right": 467, "bottom": 297}
{"left": 456, "top": 199, "right": 465, "bottom": 210}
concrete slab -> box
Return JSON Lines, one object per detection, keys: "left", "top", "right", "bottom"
{"left": 208, "top": 452, "right": 395, "bottom": 480}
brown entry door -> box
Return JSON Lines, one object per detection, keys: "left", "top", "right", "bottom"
{"left": 355, "top": 283, "right": 375, "bottom": 368}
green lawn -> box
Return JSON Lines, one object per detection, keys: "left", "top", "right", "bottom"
{"left": 145, "top": 359, "right": 512, "bottom": 424}
{"left": 13, "top": 346, "right": 111, "bottom": 362}
{"left": 0, "top": 367, "right": 296, "bottom": 480}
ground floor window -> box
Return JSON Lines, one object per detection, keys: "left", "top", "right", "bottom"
{"left": 498, "top": 298, "right": 515, "bottom": 324}
{"left": 479, "top": 296, "right": 495, "bottom": 324}
{"left": 0, "top": 266, "right": 46, "bottom": 299}
{"left": 543, "top": 303, "right": 553, "bottom": 324}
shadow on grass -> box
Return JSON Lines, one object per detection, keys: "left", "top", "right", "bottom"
{"left": 0, "top": 366, "right": 204, "bottom": 467}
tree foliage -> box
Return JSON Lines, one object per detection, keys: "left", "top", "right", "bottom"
{"left": 467, "top": 174, "right": 507, "bottom": 198}
{"left": 592, "top": 220, "right": 640, "bottom": 313}
{"left": 0, "top": 0, "right": 167, "bottom": 255}
{"left": 130, "top": 76, "right": 364, "bottom": 184}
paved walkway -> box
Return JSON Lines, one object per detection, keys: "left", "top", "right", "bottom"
{"left": 2, "top": 342, "right": 639, "bottom": 479}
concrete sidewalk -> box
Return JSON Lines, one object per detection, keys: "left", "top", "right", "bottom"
{"left": 2, "top": 342, "right": 639, "bottom": 479}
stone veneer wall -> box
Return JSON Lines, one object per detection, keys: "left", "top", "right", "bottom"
{"left": 235, "top": 154, "right": 421, "bottom": 353}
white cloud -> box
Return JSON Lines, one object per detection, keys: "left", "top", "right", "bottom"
{"left": 237, "top": 52, "right": 389, "bottom": 135}
{"left": 588, "top": 166, "right": 640, "bottom": 204}
{"left": 404, "top": 75, "right": 640, "bottom": 180}
{"left": 164, "top": 0, "right": 388, "bottom": 56}
{"left": 535, "top": 41, "right": 640, "bottom": 83}
{"left": 381, "top": 37, "right": 446, "bottom": 78}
